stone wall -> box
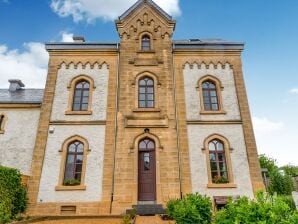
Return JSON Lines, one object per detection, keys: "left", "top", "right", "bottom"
{"left": 38, "top": 125, "right": 106, "bottom": 202}
{"left": 0, "top": 109, "right": 40, "bottom": 175}
{"left": 187, "top": 125, "right": 254, "bottom": 198}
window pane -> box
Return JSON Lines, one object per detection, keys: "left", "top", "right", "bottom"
{"left": 147, "top": 79, "right": 153, "bottom": 86}
{"left": 210, "top": 91, "right": 217, "bottom": 97}
{"left": 75, "top": 90, "right": 82, "bottom": 97}
{"left": 139, "top": 101, "right": 145, "bottom": 108}
{"left": 69, "top": 144, "right": 76, "bottom": 152}
{"left": 217, "top": 142, "right": 224, "bottom": 151}
{"left": 83, "top": 91, "right": 89, "bottom": 97}
{"left": 147, "top": 87, "right": 154, "bottom": 93}
{"left": 219, "top": 162, "right": 227, "bottom": 172}
{"left": 74, "top": 97, "right": 81, "bottom": 103}
{"left": 204, "top": 104, "right": 211, "bottom": 110}
{"left": 139, "top": 87, "right": 145, "bottom": 93}
{"left": 147, "top": 141, "right": 154, "bottom": 149}
{"left": 82, "top": 97, "right": 89, "bottom": 104}
{"left": 76, "top": 83, "right": 83, "bottom": 88}
{"left": 74, "top": 172, "right": 81, "bottom": 180}
{"left": 147, "top": 101, "right": 154, "bottom": 108}
{"left": 77, "top": 143, "right": 84, "bottom": 152}
{"left": 139, "top": 80, "right": 146, "bottom": 86}
{"left": 147, "top": 94, "right": 154, "bottom": 101}
{"left": 75, "top": 163, "right": 82, "bottom": 173}
{"left": 81, "top": 104, "right": 88, "bottom": 110}
{"left": 210, "top": 162, "right": 217, "bottom": 171}
{"left": 144, "top": 153, "right": 150, "bottom": 170}
{"left": 212, "top": 104, "right": 219, "bottom": 111}
{"left": 211, "top": 97, "right": 218, "bottom": 104}
{"left": 76, "top": 155, "right": 83, "bottom": 163}
{"left": 209, "top": 142, "right": 216, "bottom": 151}
{"left": 139, "top": 94, "right": 145, "bottom": 100}
{"left": 209, "top": 153, "right": 216, "bottom": 161}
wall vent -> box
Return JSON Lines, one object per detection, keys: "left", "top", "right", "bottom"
{"left": 60, "top": 205, "right": 76, "bottom": 214}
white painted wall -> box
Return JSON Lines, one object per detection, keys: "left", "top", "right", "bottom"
{"left": 38, "top": 125, "right": 106, "bottom": 202}
{"left": 0, "top": 109, "right": 40, "bottom": 175}
{"left": 183, "top": 63, "right": 240, "bottom": 121}
{"left": 51, "top": 63, "right": 109, "bottom": 121}
{"left": 188, "top": 124, "right": 254, "bottom": 198}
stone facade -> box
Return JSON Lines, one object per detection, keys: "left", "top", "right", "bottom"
{"left": 0, "top": 0, "right": 264, "bottom": 217}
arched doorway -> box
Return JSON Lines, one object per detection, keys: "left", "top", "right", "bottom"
{"left": 138, "top": 138, "right": 156, "bottom": 201}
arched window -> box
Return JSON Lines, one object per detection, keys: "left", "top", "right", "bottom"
{"left": 139, "top": 77, "right": 154, "bottom": 108}
{"left": 64, "top": 140, "right": 84, "bottom": 185}
{"left": 141, "top": 35, "right": 151, "bottom": 51}
{"left": 209, "top": 139, "right": 228, "bottom": 183}
{"left": 72, "top": 80, "right": 90, "bottom": 111}
{"left": 202, "top": 81, "right": 219, "bottom": 111}
{"left": 0, "top": 115, "right": 4, "bottom": 130}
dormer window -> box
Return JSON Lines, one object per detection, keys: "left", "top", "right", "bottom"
{"left": 141, "top": 35, "right": 151, "bottom": 51}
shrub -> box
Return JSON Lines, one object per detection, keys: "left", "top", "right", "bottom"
{"left": 167, "top": 193, "right": 212, "bottom": 224}
{"left": 0, "top": 166, "right": 27, "bottom": 224}
{"left": 214, "top": 192, "right": 298, "bottom": 224}
{"left": 268, "top": 169, "right": 294, "bottom": 195}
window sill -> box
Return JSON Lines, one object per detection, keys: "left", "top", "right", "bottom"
{"left": 55, "top": 185, "right": 86, "bottom": 191}
{"left": 207, "top": 183, "right": 237, "bottom": 188}
{"left": 65, "top": 111, "right": 92, "bottom": 115}
{"left": 200, "top": 110, "right": 226, "bottom": 115}
{"left": 137, "top": 50, "right": 156, "bottom": 54}
{"left": 133, "top": 108, "right": 161, "bottom": 113}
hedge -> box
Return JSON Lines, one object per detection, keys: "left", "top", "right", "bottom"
{"left": 0, "top": 166, "right": 27, "bottom": 224}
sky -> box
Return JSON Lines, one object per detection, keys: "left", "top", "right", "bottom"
{"left": 0, "top": 0, "right": 297, "bottom": 166}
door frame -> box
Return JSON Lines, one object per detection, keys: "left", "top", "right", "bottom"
{"left": 131, "top": 132, "right": 163, "bottom": 205}
{"left": 138, "top": 139, "right": 156, "bottom": 201}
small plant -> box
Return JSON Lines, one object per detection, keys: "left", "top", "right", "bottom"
{"left": 212, "top": 176, "right": 229, "bottom": 184}
{"left": 121, "top": 209, "right": 136, "bottom": 224}
{"left": 63, "top": 179, "right": 81, "bottom": 186}
{"left": 167, "top": 193, "right": 212, "bottom": 224}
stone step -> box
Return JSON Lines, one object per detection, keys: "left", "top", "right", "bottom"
{"left": 130, "top": 204, "right": 166, "bottom": 215}
{"left": 135, "top": 215, "right": 175, "bottom": 224}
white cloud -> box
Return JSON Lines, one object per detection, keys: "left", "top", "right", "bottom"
{"left": 252, "top": 117, "right": 284, "bottom": 135}
{"left": 61, "top": 31, "right": 74, "bottom": 42}
{"left": 0, "top": 32, "right": 74, "bottom": 88}
{"left": 253, "top": 116, "right": 297, "bottom": 166}
{"left": 0, "top": 43, "right": 48, "bottom": 88}
{"left": 50, "top": 0, "right": 181, "bottom": 23}
{"left": 289, "top": 88, "right": 298, "bottom": 94}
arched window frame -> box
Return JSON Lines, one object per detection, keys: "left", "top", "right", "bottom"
{"left": 56, "top": 135, "right": 90, "bottom": 191}
{"left": 197, "top": 75, "right": 226, "bottom": 115}
{"left": 203, "top": 134, "right": 236, "bottom": 188}
{"left": 0, "top": 114, "right": 7, "bottom": 134}
{"left": 139, "top": 33, "right": 153, "bottom": 51}
{"left": 65, "top": 75, "right": 95, "bottom": 115}
{"left": 133, "top": 72, "right": 160, "bottom": 111}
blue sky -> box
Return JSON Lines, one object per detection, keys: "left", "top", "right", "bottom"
{"left": 0, "top": 0, "right": 297, "bottom": 166}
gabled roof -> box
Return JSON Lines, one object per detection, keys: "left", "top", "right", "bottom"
{"left": 0, "top": 89, "right": 44, "bottom": 104}
{"left": 118, "top": 0, "right": 173, "bottom": 21}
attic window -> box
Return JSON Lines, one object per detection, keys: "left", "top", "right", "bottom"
{"left": 141, "top": 35, "right": 151, "bottom": 51}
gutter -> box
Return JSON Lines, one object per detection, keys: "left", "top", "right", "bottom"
{"left": 172, "top": 43, "right": 183, "bottom": 199}
{"left": 110, "top": 43, "right": 120, "bottom": 214}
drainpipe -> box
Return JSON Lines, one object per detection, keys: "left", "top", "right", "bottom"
{"left": 110, "top": 43, "right": 120, "bottom": 213}
{"left": 172, "top": 43, "right": 183, "bottom": 199}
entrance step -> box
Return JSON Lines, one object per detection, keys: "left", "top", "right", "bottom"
{"left": 135, "top": 215, "right": 175, "bottom": 224}
{"left": 131, "top": 204, "right": 166, "bottom": 215}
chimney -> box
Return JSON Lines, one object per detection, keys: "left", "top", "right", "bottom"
{"left": 72, "top": 36, "right": 85, "bottom": 43}
{"left": 9, "top": 79, "right": 25, "bottom": 92}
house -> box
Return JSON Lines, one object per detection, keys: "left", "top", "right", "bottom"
{"left": 0, "top": 0, "right": 264, "bottom": 216}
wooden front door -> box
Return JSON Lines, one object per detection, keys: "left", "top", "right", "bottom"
{"left": 138, "top": 139, "right": 156, "bottom": 201}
